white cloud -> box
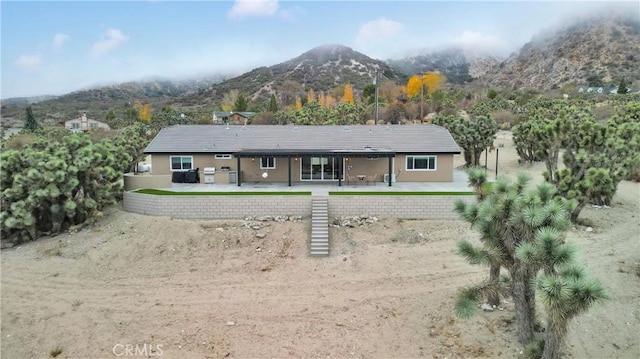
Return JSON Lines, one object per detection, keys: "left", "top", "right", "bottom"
{"left": 227, "top": 0, "right": 279, "bottom": 19}
{"left": 15, "top": 54, "right": 43, "bottom": 72}
{"left": 89, "top": 28, "right": 130, "bottom": 59}
{"left": 356, "top": 18, "right": 404, "bottom": 46}
{"left": 453, "top": 30, "right": 510, "bottom": 57}
{"left": 52, "top": 33, "right": 70, "bottom": 52}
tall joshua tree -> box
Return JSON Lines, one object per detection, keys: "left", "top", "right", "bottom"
{"left": 454, "top": 170, "right": 606, "bottom": 358}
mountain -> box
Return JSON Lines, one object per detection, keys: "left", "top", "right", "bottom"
{"left": 483, "top": 13, "right": 640, "bottom": 90}
{"left": 0, "top": 76, "right": 225, "bottom": 128}
{"left": 387, "top": 47, "right": 502, "bottom": 84}
{"left": 179, "top": 45, "right": 406, "bottom": 105}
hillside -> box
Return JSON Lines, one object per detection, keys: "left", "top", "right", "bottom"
{"left": 484, "top": 13, "right": 640, "bottom": 90}
{"left": 387, "top": 47, "right": 501, "bottom": 84}
{"left": 177, "top": 45, "right": 406, "bottom": 106}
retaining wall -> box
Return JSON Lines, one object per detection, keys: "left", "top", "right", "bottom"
{"left": 123, "top": 192, "right": 474, "bottom": 220}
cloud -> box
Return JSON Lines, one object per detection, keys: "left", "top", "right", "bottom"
{"left": 52, "top": 33, "right": 70, "bottom": 52}
{"left": 15, "top": 54, "right": 43, "bottom": 72}
{"left": 89, "top": 28, "right": 129, "bottom": 59}
{"left": 227, "top": 0, "right": 279, "bottom": 19}
{"left": 453, "top": 30, "right": 510, "bottom": 57}
{"left": 356, "top": 18, "right": 404, "bottom": 46}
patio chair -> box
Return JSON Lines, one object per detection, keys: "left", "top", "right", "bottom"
{"left": 346, "top": 173, "right": 357, "bottom": 185}
{"left": 368, "top": 173, "right": 378, "bottom": 186}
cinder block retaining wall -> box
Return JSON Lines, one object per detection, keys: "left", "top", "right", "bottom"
{"left": 123, "top": 192, "right": 474, "bottom": 220}
{"left": 123, "top": 192, "right": 313, "bottom": 219}
{"left": 328, "top": 195, "right": 474, "bottom": 220}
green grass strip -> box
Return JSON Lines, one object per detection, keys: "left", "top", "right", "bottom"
{"left": 329, "top": 191, "right": 475, "bottom": 196}
{"left": 135, "top": 189, "right": 312, "bottom": 196}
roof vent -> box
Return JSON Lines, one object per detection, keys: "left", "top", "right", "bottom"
{"left": 343, "top": 126, "right": 352, "bottom": 131}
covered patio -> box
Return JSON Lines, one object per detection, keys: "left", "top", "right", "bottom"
{"left": 157, "top": 169, "right": 473, "bottom": 195}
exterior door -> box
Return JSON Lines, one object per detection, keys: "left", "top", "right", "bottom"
{"left": 301, "top": 156, "right": 343, "bottom": 181}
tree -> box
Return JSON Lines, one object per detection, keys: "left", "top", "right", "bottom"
{"left": 306, "top": 88, "right": 316, "bottom": 103}
{"left": 295, "top": 97, "right": 303, "bottom": 110}
{"left": 454, "top": 174, "right": 606, "bottom": 356}
{"left": 547, "top": 102, "right": 640, "bottom": 221}
{"left": 342, "top": 84, "right": 354, "bottom": 104}
{"left": 233, "top": 93, "right": 249, "bottom": 112}
{"left": 363, "top": 83, "right": 376, "bottom": 104}
{"left": 512, "top": 101, "right": 576, "bottom": 180}
{"left": 1, "top": 125, "right": 151, "bottom": 245}
{"left": 267, "top": 94, "right": 278, "bottom": 113}
{"left": 23, "top": 106, "right": 41, "bottom": 132}
{"left": 221, "top": 89, "right": 239, "bottom": 111}
{"left": 617, "top": 78, "right": 629, "bottom": 94}
{"left": 432, "top": 114, "right": 499, "bottom": 167}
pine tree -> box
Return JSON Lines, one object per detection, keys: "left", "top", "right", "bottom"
{"left": 617, "top": 78, "right": 629, "bottom": 94}
{"left": 233, "top": 93, "right": 248, "bottom": 112}
{"left": 267, "top": 94, "right": 278, "bottom": 113}
{"left": 23, "top": 106, "right": 41, "bottom": 132}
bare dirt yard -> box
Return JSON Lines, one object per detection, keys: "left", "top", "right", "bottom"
{"left": 2, "top": 131, "right": 639, "bottom": 358}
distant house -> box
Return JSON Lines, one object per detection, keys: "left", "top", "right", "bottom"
{"left": 212, "top": 111, "right": 256, "bottom": 125}
{"left": 64, "top": 113, "right": 110, "bottom": 132}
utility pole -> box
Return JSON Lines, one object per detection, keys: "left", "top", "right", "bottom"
{"left": 420, "top": 73, "right": 424, "bottom": 122}
{"left": 374, "top": 69, "right": 379, "bottom": 125}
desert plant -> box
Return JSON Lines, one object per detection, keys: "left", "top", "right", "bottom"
{"left": 432, "top": 114, "right": 499, "bottom": 167}
{"left": 454, "top": 173, "right": 606, "bottom": 357}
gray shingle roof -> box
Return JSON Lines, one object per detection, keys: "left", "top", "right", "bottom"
{"left": 144, "top": 124, "right": 461, "bottom": 154}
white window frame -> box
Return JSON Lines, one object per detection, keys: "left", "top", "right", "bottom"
{"left": 214, "top": 154, "right": 232, "bottom": 159}
{"left": 406, "top": 155, "right": 437, "bottom": 171}
{"left": 260, "top": 157, "right": 276, "bottom": 169}
{"left": 170, "top": 155, "right": 193, "bottom": 171}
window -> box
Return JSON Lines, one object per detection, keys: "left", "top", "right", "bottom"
{"left": 71, "top": 122, "right": 80, "bottom": 129}
{"left": 89, "top": 123, "right": 97, "bottom": 128}
{"left": 170, "top": 156, "right": 193, "bottom": 171}
{"left": 260, "top": 157, "right": 276, "bottom": 169}
{"left": 406, "top": 155, "right": 436, "bottom": 171}
{"left": 215, "top": 154, "right": 232, "bottom": 159}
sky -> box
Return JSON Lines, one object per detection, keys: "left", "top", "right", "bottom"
{"left": 1, "top": 0, "right": 637, "bottom": 98}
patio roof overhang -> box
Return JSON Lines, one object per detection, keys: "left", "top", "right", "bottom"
{"left": 232, "top": 148, "right": 396, "bottom": 158}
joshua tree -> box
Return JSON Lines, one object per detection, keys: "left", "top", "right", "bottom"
{"left": 454, "top": 170, "right": 606, "bottom": 357}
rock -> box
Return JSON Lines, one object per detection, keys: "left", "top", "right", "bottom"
{"left": 226, "top": 321, "right": 235, "bottom": 326}
{"left": 251, "top": 225, "right": 262, "bottom": 230}
{"left": 481, "top": 303, "right": 494, "bottom": 312}
{"left": 255, "top": 233, "right": 266, "bottom": 239}
{"left": 215, "top": 227, "right": 224, "bottom": 232}
{"left": 586, "top": 227, "right": 593, "bottom": 232}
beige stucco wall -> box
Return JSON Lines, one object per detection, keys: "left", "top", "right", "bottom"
{"left": 345, "top": 154, "right": 454, "bottom": 182}
{"left": 149, "top": 153, "right": 455, "bottom": 184}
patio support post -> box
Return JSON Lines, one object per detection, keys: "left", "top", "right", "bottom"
{"left": 337, "top": 156, "right": 343, "bottom": 187}
{"left": 288, "top": 156, "right": 292, "bottom": 187}
{"left": 388, "top": 156, "right": 393, "bottom": 187}
{"left": 237, "top": 156, "right": 241, "bottom": 187}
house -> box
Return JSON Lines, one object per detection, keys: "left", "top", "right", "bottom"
{"left": 143, "top": 124, "right": 461, "bottom": 187}
{"left": 212, "top": 111, "right": 256, "bottom": 125}
{"left": 64, "top": 113, "right": 110, "bottom": 132}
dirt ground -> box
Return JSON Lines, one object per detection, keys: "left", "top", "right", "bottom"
{"left": 1, "top": 131, "right": 639, "bottom": 359}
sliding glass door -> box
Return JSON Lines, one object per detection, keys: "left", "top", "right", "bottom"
{"left": 300, "top": 156, "right": 342, "bottom": 181}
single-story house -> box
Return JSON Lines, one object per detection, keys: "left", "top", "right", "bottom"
{"left": 212, "top": 111, "right": 256, "bottom": 125}
{"left": 64, "top": 113, "right": 110, "bottom": 132}
{"left": 143, "top": 124, "right": 461, "bottom": 187}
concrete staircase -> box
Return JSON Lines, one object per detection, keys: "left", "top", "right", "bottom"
{"left": 310, "top": 197, "right": 329, "bottom": 256}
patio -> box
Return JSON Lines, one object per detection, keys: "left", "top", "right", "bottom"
{"left": 158, "top": 169, "right": 473, "bottom": 195}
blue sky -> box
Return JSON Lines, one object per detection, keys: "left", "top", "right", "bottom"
{"left": 1, "top": 0, "right": 635, "bottom": 98}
